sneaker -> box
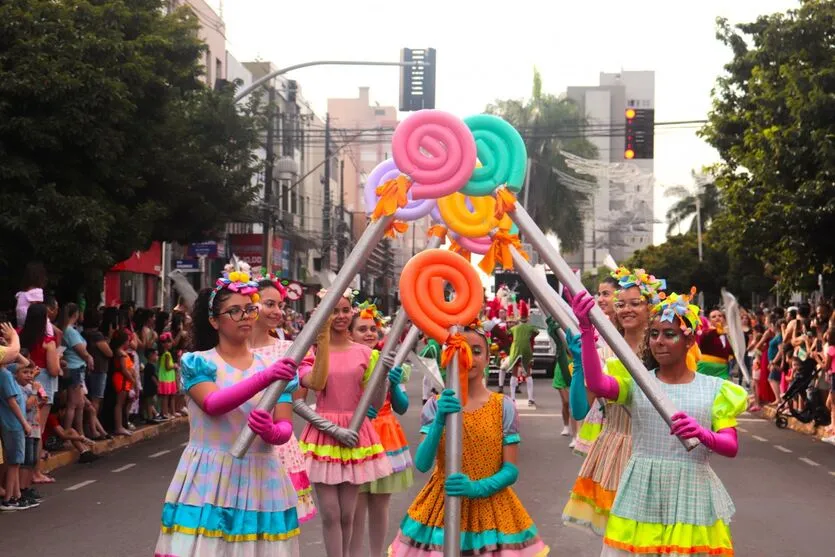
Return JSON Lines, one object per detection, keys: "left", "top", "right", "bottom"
{"left": 560, "top": 426, "right": 571, "bottom": 437}
{"left": 19, "top": 495, "right": 40, "bottom": 508}
{"left": 5, "top": 497, "right": 34, "bottom": 511}
{"left": 569, "top": 438, "right": 577, "bottom": 449}
{"left": 21, "top": 488, "right": 44, "bottom": 502}
{"left": 527, "top": 400, "right": 536, "bottom": 407}
{"left": 0, "top": 499, "right": 18, "bottom": 512}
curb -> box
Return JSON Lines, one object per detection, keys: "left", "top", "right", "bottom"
{"left": 758, "top": 405, "right": 828, "bottom": 440}
{"left": 43, "top": 417, "right": 188, "bottom": 473}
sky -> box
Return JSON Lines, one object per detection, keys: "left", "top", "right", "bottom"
{"left": 213, "top": 0, "right": 798, "bottom": 248}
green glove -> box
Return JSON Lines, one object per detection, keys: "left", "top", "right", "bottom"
{"left": 444, "top": 462, "right": 519, "bottom": 498}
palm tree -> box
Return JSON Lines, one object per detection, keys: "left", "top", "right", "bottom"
{"left": 664, "top": 170, "right": 722, "bottom": 236}
{"left": 486, "top": 69, "right": 598, "bottom": 252}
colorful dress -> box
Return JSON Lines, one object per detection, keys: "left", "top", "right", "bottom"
{"left": 601, "top": 371, "right": 747, "bottom": 556}
{"left": 389, "top": 393, "right": 549, "bottom": 556}
{"left": 362, "top": 350, "right": 414, "bottom": 494}
{"left": 158, "top": 351, "right": 178, "bottom": 395}
{"left": 697, "top": 329, "right": 732, "bottom": 380}
{"left": 252, "top": 340, "right": 317, "bottom": 524}
{"left": 507, "top": 322, "right": 539, "bottom": 373}
{"left": 298, "top": 343, "right": 392, "bottom": 485}
{"left": 155, "top": 349, "right": 299, "bottom": 557}
{"left": 562, "top": 359, "right": 632, "bottom": 536}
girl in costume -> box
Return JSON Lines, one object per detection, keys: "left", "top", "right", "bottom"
{"left": 572, "top": 290, "right": 746, "bottom": 557}
{"left": 157, "top": 332, "right": 178, "bottom": 418}
{"left": 562, "top": 268, "right": 664, "bottom": 536}
{"left": 697, "top": 308, "right": 733, "bottom": 380}
{"left": 298, "top": 289, "right": 392, "bottom": 557}
{"left": 389, "top": 321, "right": 549, "bottom": 557}
{"left": 250, "top": 273, "right": 331, "bottom": 525}
{"left": 506, "top": 299, "right": 539, "bottom": 406}
{"left": 570, "top": 274, "right": 620, "bottom": 455}
{"left": 154, "top": 269, "right": 302, "bottom": 557}
{"left": 348, "top": 302, "right": 414, "bottom": 557}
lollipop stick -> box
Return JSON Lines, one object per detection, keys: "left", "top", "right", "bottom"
{"left": 444, "top": 326, "right": 462, "bottom": 557}
{"left": 348, "top": 228, "right": 447, "bottom": 432}
{"left": 507, "top": 203, "right": 699, "bottom": 450}
{"left": 230, "top": 214, "right": 395, "bottom": 458}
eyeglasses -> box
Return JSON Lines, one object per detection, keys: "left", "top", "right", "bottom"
{"left": 217, "top": 305, "right": 260, "bottom": 322}
{"left": 614, "top": 299, "right": 646, "bottom": 311}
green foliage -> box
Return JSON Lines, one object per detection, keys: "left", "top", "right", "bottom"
{"left": 486, "top": 69, "right": 598, "bottom": 251}
{"left": 0, "top": 0, "right": 261, "bottom": 299}
{"left": 663, "top": 172, "right": 723, "bottom": 237}
{"left": 699, "top": 1, "right": 835, "bottom": 292}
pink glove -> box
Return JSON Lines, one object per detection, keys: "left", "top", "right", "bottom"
{"left": 202, "top": 358, "right": 298, "bottom": 417}
{"left": 248, "top": 409, "right": 294, "bottom": 446}
{"left": 570, "top": 291, "right": 620, "bottom": 400}
{"left": 670, "top": 412, "right": 739, "bottom": 458}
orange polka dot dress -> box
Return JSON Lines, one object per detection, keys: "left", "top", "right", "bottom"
{"left": 389, "top": 393, "right": 549, "bottom": 556}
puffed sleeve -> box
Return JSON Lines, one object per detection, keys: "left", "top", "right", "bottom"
{"left": 180, "top": 353, "right": 218, "bottom": 391}
{"left": 362, "top": 349, "right": 380, "bottom": 385}
{"left": 711, "top": 380, "right": 748, "bottom": 431}
{"left": 501, "top": 395, "right": 521, "bottom": 445}
{"left": 278, "top": 376, "right": 300, "bottom": 404}
{"left": 419, "top": 397, "right": 438, "bottom": 434}
{"left": 606, "top": 358, "right": 634, "bottom": 406}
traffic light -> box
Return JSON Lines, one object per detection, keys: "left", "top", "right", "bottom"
{"left": 624, "top": 108, "right": 654, "bottom": 159}
{"left": 399, "top": 48, "right": 436, "bottom": 111}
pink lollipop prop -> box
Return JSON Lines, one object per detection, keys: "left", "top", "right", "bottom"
{"left": 449, "top": 231, "right": 492, "bottom": 255}
{"left": 392, "top": 110, "right": 477, "bottom": 200}
{"left": 364, "top": 159, "right": 436, "bottom": 221}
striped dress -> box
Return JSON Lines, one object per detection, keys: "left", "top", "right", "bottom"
{"left": 155, "top": 350, "right": 300, "bottom": 557}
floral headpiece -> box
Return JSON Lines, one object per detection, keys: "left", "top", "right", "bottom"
{"left": 651, "top": 288, "right": 702, "bottom": 336}
{"left": 252, "top": 268, "right": 287, "bottom": 301}
{"left": 612, "top": 266, "right": 667, "bottom": 302}
{"left": 355, "top": 300, "right": 383, "bottom": 325}
{"left": 209, "top": 268, "right": 260, "bottom": 315}
{"left": 317, "top": 287, "right": 358, "bottom": 302}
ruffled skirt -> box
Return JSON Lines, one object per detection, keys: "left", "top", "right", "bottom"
{"left": 275, "top": 433, "right": 316, "bottom": 522}
{"left": 299, "top": 412, "right": 392, "bottom": 485}
{"left": 362, "top": 412, "right": 414, "bottom": 494}
{"left": 154, "top": 444, "right": 300, "bottom": 557}
{"left": 574, "top": 402, "right": 605, "bottom": 457}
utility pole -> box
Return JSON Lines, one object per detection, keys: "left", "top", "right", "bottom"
{"left": 337, "top": 159, "right": 346, "bottom": 268}
{"left": 263, "top": 86, "right": 276, "bottom": 272}
{"left": 322, "top": 113, "right": 331, "bottom": 272}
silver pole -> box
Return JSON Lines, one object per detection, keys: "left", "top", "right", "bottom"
{"left": 230, "top": 214, "right": 394, "bottom": 458}
{"left": 235, "top": 60, "right": 419, "bottom": 102}
{"left": 348, "top": 231, "right": 445, "bottom": 432}
{"left": 508, "top": 204, "right": 699, "bottom": 450}
{"left": 443, "top": 326, "right": 462, "bottom": 557}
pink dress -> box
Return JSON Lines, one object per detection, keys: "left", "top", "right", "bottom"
{"left": 298, "top": 343, "right": 393, "bottom": 485}
{"left": 252, "top": 340, "right": 317, "bottom": 524}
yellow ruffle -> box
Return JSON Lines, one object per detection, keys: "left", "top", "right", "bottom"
{"left": 604, "top": 515, "right": 733, "bottom": 555}
{"left": 711, "top": 380, "right": 748, "bottom": 431}
{"left": 161, "top": 525, "right": 300, "bottom": 542}
{"left": 298, "top": 440, "right": 386, "bottom": 461}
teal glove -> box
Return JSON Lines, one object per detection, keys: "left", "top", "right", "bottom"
{"left": 445, "top": 462, "right": 519, "bottom": 498}
{"left": 567, "top": 330, "right": 590, "bottom": 420}
{"left": 389, "top": 366, "right": 409, "bottom": 415}
{"left": 366, "top": 406, "right": 378, "bottom": 419}
{"left": 414, "top": 389, "right": 460, "bottom": 473}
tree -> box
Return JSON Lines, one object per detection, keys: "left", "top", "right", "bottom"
{"left": 699, "top": 1, "right": 835, "bottom": 293}
{"left": 664, "top": 171, "right": 722, "bottom": 236}
{"left": 486, "top": 69, "right": 598, "bottom": 252}
{"left": 0, "top": 0, "right": 262, "bottom": 301}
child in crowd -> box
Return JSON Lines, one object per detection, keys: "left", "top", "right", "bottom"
{"left": 17, "top": 356, "right": 46, "bottom": 505}
{"left": 156, "top": 333, "right": 178, "bottom": 418}
{"left": 142, "top": 347, "right": 163, "bottom": 423}
{"left": 1, "top": 354, "right": 38, "bottom": 511}
{"left": 111, "top": 329, "right": 136, "bottom": 436}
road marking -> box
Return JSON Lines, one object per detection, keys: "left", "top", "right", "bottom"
{"left": 180, "top": 442, "right": 189, "bottom": 447}
{"left": 752, "top": 435, "right": 768, "bottom": 442}
{"left": 737, "top": 427, "right": 748, "bottom": 433}
{"left": 112, "top": 463, "right": 136, "bottom": 473}
{"left": 829, "top": 471, "right": 835, "bottom": 478}
{"left": 65, "top": 480, "right": 97, "bottom": 491}
{"left": 774, "top": 445, "right": 792, "bottom": 453}
{"left": 799, "top": 457, "right": 819, "bottom": 467}
{"left": 149, "top": 450, "right": 171, "bottom": 458}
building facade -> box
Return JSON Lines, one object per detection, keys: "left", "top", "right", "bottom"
{"left": 565, "top": 71, "right": 655, "bottom": 272}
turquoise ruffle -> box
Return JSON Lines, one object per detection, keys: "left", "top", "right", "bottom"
{"left": 180, "top": 353, "right": 218, "bottom": 391}
{"left": 386, "top": 445, "right": 411, "bottom": 457}
{"left": 161, "top": 501, "right": 299, "bottom": 537}
{"left": 399, "top": 514, "right": 540, "bottom": 551}
{"left": 278, "top": 376, "right": 300, "bottom": 404}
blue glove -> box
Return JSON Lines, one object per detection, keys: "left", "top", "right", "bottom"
{"left": 415, "top": 390, "right": 461, "bottom": 472}
{"left": 567, "top": 330, "right": 590, "bottom": 420}
{"left": 389, "top": 367, "right": 409, "bottom": 415}
{"left": 445, "top": 463, "right": 519, "bottom": 498}
{"left": 366, "top": 406, "right": 379, "bottom": 419}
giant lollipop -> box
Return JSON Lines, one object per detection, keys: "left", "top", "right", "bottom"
{"left": 399, "top": 248, "right": 482, "bottom": 556}
{"left": 363, "top": 158, "right": 436, "bottom": 221}
{"left": 461, "top": 114, "right": 528, "bottom": 196}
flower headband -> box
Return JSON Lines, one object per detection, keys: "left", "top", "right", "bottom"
{"left": 209, "top": 270, "right": 260, "bottom": 315}
{"left": 253, "top": 269, "right": 287, "bottom": 301}
{"left": 612, "top": 266, "right": 667, "bottom": 302}
{"left": 356, "top": 301, "right": 383, "bottom": 325}
{"left": 317, "top": 287, "right": 358, "bottom": 302}
{"left": 651, "top": 288, "right": 702, "bottom": 336}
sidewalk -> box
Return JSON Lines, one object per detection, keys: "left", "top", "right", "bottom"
{"left": 43, "top": 417, "right": 188, "bottom": 473}
{"left": 758, "top": 405, "right": 829, "bottom": 440}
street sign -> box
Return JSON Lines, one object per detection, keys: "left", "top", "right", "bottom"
{"left": 175, "top": 259, "right": 200, "bottom": 273}
{"left": 188, "top": 241, "right": 218, "bottom": 258}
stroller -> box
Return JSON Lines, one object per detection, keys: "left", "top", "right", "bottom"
{"left": 774, "top": 362, "right": 831, "bottom": 429}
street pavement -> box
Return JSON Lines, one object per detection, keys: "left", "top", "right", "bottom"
{"left": 2, "top": 378, "right": 835, "bottom": 556}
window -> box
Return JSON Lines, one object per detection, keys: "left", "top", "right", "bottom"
{"left": 281, "top": 183, "right": 289, "bottom": 212}
{"left": 374, "top": 108, "right": 386, "bottom": 116}
{"left": 300, "top": 196, "right": 306, "bottom": 229}
{"left": 291, "top": 191, "right": 298, "bottom": 215}
{"left": 216, "top": 58, "right": 223, "bottom": 81}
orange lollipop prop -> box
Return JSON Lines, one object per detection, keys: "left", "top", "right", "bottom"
{"left": 399, "top": 249, "right": 483, "bottom": 344}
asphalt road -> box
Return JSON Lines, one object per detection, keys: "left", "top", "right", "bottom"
{"left": 2, "top": 380, "right": 834, "bottom": 557}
